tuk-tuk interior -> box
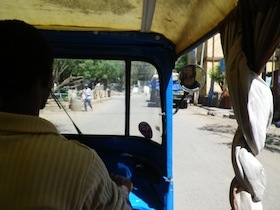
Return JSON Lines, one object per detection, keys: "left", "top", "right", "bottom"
{"left": 40, "top": 30, "right": 175, "bottom": 210}
{"left": 2, "top": 0, "right": 279, "bottom": 209}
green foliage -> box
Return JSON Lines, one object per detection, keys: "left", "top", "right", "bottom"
{"left": 52, "top": 59, "right": 82, "bottom": 84}
{"left": 209, "top": 63, "right": 224, "bottom": 90}
{"left": 74, "top": 59, "right": 125, "bottom": 88}
{"left": 174, "top": 53, "right": 188, "bottom": 72}
{"left": 131, "top": 61, "right": 155, "bottom": 85}
{"left": 53, "top": 59, "right": 156, "bottom": 90}
{"left": 53, "top": 59, "right": 125, "bottom": 89}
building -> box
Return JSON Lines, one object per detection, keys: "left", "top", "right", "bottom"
{"left": 183, "top": 33, "right": 280, "bottom": 109}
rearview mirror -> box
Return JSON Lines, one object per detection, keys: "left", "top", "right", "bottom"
{"left": 178, "top": 64, "right": 206, "bottom": 93}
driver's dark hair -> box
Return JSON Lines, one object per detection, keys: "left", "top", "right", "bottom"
{"left": 0, "top": 20, "right": 53, "bottom": 90}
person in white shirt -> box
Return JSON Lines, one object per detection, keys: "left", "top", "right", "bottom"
{"left": 83, "top": 84, "right": 93, "bottom": 111}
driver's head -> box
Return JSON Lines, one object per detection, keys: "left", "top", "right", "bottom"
{"left": 0, "top": 20, "right": 53, "bottom": 90}
{"left": 0, "top": 20, "right": 54, "bottom": 114}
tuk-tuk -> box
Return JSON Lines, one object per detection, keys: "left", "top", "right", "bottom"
{"left": 0, "top": 0, "right": 279, "bottom": 209}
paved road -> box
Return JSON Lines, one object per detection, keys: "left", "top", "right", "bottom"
{"left": 41, "top": 95, "right": 280, "bottom": 210}
{"left": 42, "top": 94, "right": 163, "bottom": 143}
{"left": 173, "top": 105, "right": 280, "bottom": 210}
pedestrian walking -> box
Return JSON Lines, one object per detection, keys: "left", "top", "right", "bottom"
{"left": 83, "top": 84, "right": 93, "bottom": 111}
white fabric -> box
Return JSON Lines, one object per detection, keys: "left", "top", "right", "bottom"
{"left": 83, "top": 87, "right": 92, "bottom": 99}
{"left": 226, "top": 35, "right": 273, "bottom": 156}
{"left": 236, "top": 191, "right": 263, "bottom": 210}
{"left": 232, "top": 131, "right": 267, "bottom": 202}
{"left": 225, "top": 28, "right": 273, "bottom": 209}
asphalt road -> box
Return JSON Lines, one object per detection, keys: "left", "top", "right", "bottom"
{"left": 173, "top": 105, "right": 280, "bottom": 210}
{"left": 41, "top": 94, "right": 280, "bottom": 210}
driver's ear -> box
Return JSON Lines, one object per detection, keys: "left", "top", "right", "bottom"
{"left": 41, "top": 69, "right": 53, "bottom": 88}
{"left": 39, "top": 71, "right": 53, "bottom": 110}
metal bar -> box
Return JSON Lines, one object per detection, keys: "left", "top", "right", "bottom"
{"left": 125, "top": 60, "right": 131, "bottom": 136}
{"left": 51, "top": 91, "right": 82, "bottom": 135}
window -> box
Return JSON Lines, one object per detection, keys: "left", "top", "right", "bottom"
{"left": 40, "top": 59, "right": 162, "bottom": 144}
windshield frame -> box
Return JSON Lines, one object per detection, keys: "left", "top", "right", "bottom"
{"left": 40, "top": 29, "right": 175, "bottom": 176}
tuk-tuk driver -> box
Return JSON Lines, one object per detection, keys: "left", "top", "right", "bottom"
{"left": 0, "top": 20, "right": 132, "bottom": 210}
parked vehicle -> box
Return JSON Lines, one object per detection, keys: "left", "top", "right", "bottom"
{"left": 173, "top": 75, "right": 188, "bottom": 109}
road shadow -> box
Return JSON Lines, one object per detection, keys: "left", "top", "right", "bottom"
{"left": 218, "top": 142, "right": 232, "bottom": 149}
{"left": 198, "top": 124, "right": 236, "bottom": 136}
{"left": 199, "top": 124, "right": 280, "bottom": 153}
{"left": 146, "top": 100, "right": 161, "bottom": 108}
{"left": 265, "top": 133, "right": 280, "bottom": 153}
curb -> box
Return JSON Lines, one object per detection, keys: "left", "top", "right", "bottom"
{"left": 197, "top": 105, "right": 235, "bottom": 119}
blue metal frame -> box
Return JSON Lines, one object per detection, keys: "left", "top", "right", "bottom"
{"left": 42, "top": 30, "right": 176, "bottom": 209}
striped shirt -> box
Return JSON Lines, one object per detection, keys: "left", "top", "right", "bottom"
{"left": 0, "top": 112, "right": 131, "bottom": 210}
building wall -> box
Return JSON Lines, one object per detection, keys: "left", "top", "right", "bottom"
{"left": 192, "top": 34, "right": 278, "bottom": 93}
{"left": 204, "top": 34, "right": 224, "bottom": 95}
{"left": 183, "top": 34, "right": 279, "bottom": 107}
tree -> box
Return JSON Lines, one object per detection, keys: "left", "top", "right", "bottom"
{"left": 52, "top": 59, "right": 84, "bottom": 91}
{"left": 74, "top": 60, "right": 124, "bottom": 89}
{"left": 53, "top": 59, "right": 156, "bottom": 91}
{"left": 209, "top": 63, "right": 224, "bottom": 91}
{"left": 174, "top": 53, "right": 188, "bottom": 73}
{"left": 131, "top": 61, "right": 155, "bottom": 85}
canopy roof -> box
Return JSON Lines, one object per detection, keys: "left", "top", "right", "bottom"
{"left": 0, "top": 0, "right": 238, "bottom": 55}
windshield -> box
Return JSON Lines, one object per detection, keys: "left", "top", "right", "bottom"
{"left": 40, "top": 59, "right": 163, "bottom": 144}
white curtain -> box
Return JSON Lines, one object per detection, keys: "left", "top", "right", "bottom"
{"left": 218, "top": 0, "right": 280, "bottom": 209}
